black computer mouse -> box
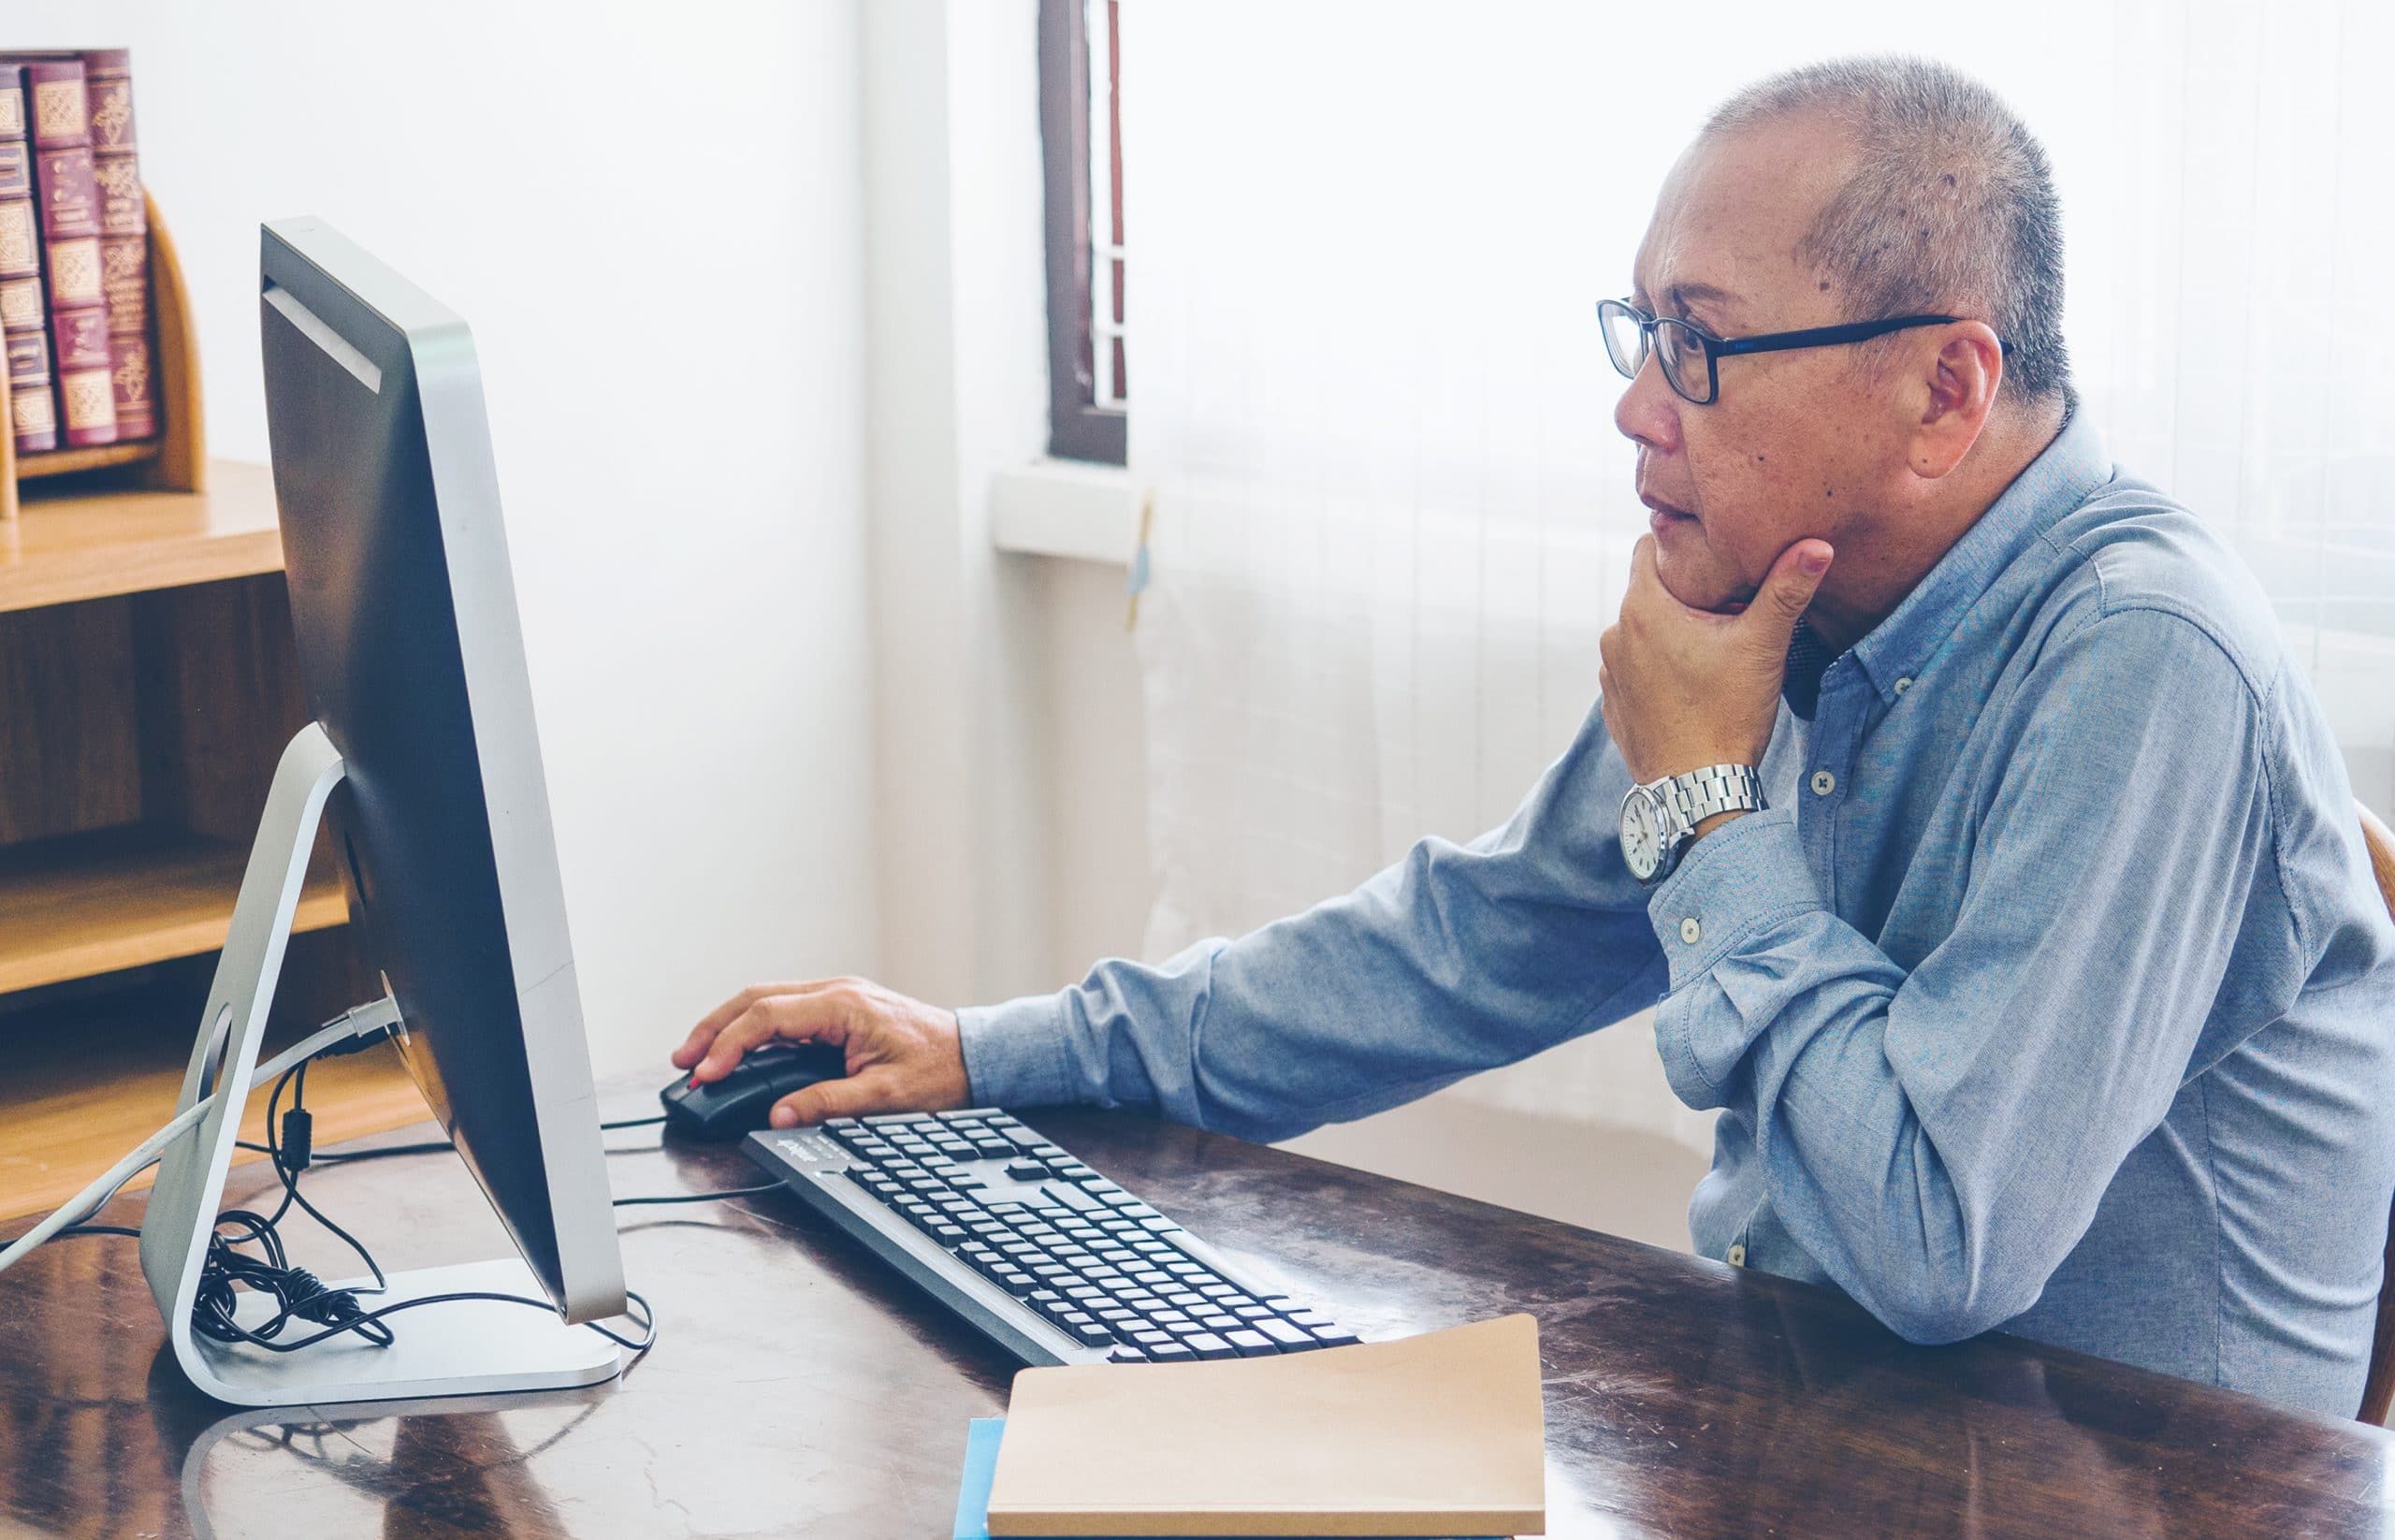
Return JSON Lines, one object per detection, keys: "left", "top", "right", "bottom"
{"left": 658, "top": 1040, "right": 850, "bottom": 1140}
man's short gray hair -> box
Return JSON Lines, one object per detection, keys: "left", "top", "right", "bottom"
{"left": 1704, "top": 55, "right": 2070, "bottom": 407}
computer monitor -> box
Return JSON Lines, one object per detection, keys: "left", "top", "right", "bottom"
{"left": 137, "top": 217, "right": 625, "bottom": 1406}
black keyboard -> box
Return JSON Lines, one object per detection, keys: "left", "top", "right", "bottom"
{"left": 743, "top": 1108, "right": 1360, "bottom": 1366}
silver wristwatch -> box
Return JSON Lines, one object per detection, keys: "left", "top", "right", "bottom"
{"left": 1618, "top": 763, "right": 1766, "bottom": 886}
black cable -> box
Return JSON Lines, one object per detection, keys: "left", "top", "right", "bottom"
{"left": 259, "top": 1060, "right": 386, "bottom": 1294}
{"left": 233, "top": 1112, "right": 665, "bottom": 1167}
{"left": 238, "top": 1138, "right": 454, "bottom": 1162}
{"left": 21, "top": 1225, "right": 142, "bottom": 1242}
{"left": 196, "top": 1284, "right": 658, "bottom": 1355}
{"left": 610, "top": 1183, "right": 783, "bottom": 1208}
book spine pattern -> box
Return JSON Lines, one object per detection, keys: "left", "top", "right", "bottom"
{"left": 0, "top": 65, "right": 54, "bottom": 454}
{"left": 84, "top": 49, "right": 150, "bottom": 441}
{"left": 24, "top": 58, "right": 115, "bottom": 448}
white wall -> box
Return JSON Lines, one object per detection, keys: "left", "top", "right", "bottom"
{"left": 860, "top": 0, "right": 1062, "bottom": 1011}
{"left": 10, "top": 1, "right": 878, "bottom": 1076}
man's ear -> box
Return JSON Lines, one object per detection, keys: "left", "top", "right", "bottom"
{"left": 1909, "top": 321, "right": 2004, "bottom": 479}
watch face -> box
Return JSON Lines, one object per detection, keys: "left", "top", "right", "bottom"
{"left": 1620, "top": 789, "right": 1662, "bottom": 880}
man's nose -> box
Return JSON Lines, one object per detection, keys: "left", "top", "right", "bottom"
{"left": 1612, "top": 351, "right": 1682, "bottom": 454}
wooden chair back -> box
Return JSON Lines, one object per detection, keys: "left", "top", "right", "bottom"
{"left": 2359, "top": 802, "right": 2395, "bottom": 1425}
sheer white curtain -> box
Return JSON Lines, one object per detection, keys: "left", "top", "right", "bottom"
{"left": 1118, "top": 1, "right": 2394, "bottom": 1152}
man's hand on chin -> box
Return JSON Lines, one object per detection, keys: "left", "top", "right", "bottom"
{"left": 1599, "top": 534, "right": 1834, "bottom": 831}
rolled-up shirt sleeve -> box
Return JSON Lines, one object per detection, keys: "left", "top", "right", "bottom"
{"left": 957, "top": 702, "right": 1670, "bottom": 1144}
{"left": 1646, "top": 603, "right": 2279, "bottom": 1344}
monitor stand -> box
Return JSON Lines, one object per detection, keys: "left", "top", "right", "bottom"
{"left": 137, "top": 722, "right": 624, "bottom": 1407}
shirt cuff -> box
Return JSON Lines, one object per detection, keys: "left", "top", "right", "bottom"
{"left": 1646, "top": 806, "right": 1823, "bottom": 991}
{"left": 955, "top": 993, "right": 1080, "bottom": 1110}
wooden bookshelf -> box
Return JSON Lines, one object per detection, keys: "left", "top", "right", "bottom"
{"left": 0, "top": 491, "right": 423, "bottom": 1218}
{"left": 0, "top": 827, "right": 349, "bottom": 996}
{"left": 0, "top": 432, "right": 425, "bottom": 1217}
{"left": 0, "top": 458, "right": 282, "bottom": 614}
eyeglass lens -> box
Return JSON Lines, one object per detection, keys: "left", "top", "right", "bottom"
{"left": 1599, "top": 302, "right": 1712, "bottom": 403}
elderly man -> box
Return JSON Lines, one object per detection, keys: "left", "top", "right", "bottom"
{"left": 675, "top": 57, "right": 2395, "bottom": 1416}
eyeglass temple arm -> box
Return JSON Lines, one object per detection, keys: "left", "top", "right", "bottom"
{"left": 1713, "top": 315, "right": 2012, "bottom": 357}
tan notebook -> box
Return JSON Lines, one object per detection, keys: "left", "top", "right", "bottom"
{"left": 984, "top": 1314, "right": 1546, "bottom": 1538}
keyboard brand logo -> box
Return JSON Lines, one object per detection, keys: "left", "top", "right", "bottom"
{"left": 776, "top": 1131, "right": 838, "bottom": 1164}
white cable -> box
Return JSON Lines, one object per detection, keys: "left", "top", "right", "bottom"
{"left": 0, "top": 998, "right": 403, "bottom": 1278}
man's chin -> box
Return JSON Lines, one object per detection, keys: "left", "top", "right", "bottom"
{"left": 1650, "top": 543, "right": 1746, "bottom": 615}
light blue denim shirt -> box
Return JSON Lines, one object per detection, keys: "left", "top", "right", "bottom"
{"left": 959, "top": 412, "right": 2395, "bottom": 1417}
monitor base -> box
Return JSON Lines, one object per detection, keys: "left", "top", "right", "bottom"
{"left": 183, "top": 1257, "right": 625, "bottom": 1408}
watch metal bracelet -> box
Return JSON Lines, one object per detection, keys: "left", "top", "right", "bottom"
{"left": 1663, "top": 763, "right": 1765, "bottom": 829}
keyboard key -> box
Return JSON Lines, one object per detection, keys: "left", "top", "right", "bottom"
{"left": 1256, "top": 1318, "right": 1317, "bottom": 1350}
{"left": 1307, "top": 1325, "right": 1361, "bottom": 1347}
{"left": 1109, "top": 1345, "right": 1150, "bottom": 1363}
{"left": 1183, "top": 1333, "right": 1238, "bottom": 1360}
{"left": 991, "top": 1269, "right": 1038, "bottom": 1296}
{"left": 1067, "top": 1321, "right": 1114, "bottom": 1346}
{"left": 1147, "top": 1343, "right": 1197, "bottom": 1363}
{"left": 1225, "top": 1329, "right": 1278, "bottom": 1358}
{"left": 1197, "top": 1314, "right": 1240, "bottom": 1332}
{"left": 973, "top": 1140, "right": 1016, "bottom": 1160}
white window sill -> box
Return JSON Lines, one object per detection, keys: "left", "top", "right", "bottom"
{"left": 990, "top": 459, "right": 1140, "bottom": 567}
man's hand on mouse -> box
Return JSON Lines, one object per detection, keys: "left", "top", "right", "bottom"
{"left": 672, "top": 978, "right": 971, "bottom": 1128}
{"left": 1599, "top": 533, "right": 1833, "bottom": 793}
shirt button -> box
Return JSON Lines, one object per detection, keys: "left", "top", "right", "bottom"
{"left": 1679, "top": 917, "right": 1702, "bottom": 945}
{"left": 1894, "top": 676, "right": 1912, "bottom": 696}
{"left": 1726, "top": 1243, "right": 1747, "bottom": 1266}
{"left": 1810, "top": 769, "right": 1836, "bottom": 796}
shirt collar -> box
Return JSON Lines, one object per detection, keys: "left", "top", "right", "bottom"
{"left": 1845, "top": 407, "right": 2112, "bottom": 704}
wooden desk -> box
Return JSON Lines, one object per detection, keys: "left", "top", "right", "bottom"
{"left": 3, "top": 1071, "right": 2389, "bottom": 1539}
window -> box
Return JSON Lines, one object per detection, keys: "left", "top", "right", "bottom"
{"left": 1039, "top": 0, "right": 1126, "bottom": 464}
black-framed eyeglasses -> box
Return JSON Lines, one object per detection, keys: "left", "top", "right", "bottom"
{"left": 1596, "top": 298, "right": 2011, "bottom": 406}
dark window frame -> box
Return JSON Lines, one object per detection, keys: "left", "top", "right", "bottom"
{"left": 1038, "top": 0, "right": 1126, "bottom": 465}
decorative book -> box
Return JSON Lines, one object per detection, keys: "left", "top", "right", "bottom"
{"left": 22, "top": 56, "right": 116, "bottom": 447}
{"left": 83, "top": 48, "right": 151, "bottom": 441}
{"left": 0, "top": 65, "right": 52, "bottom": 454}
